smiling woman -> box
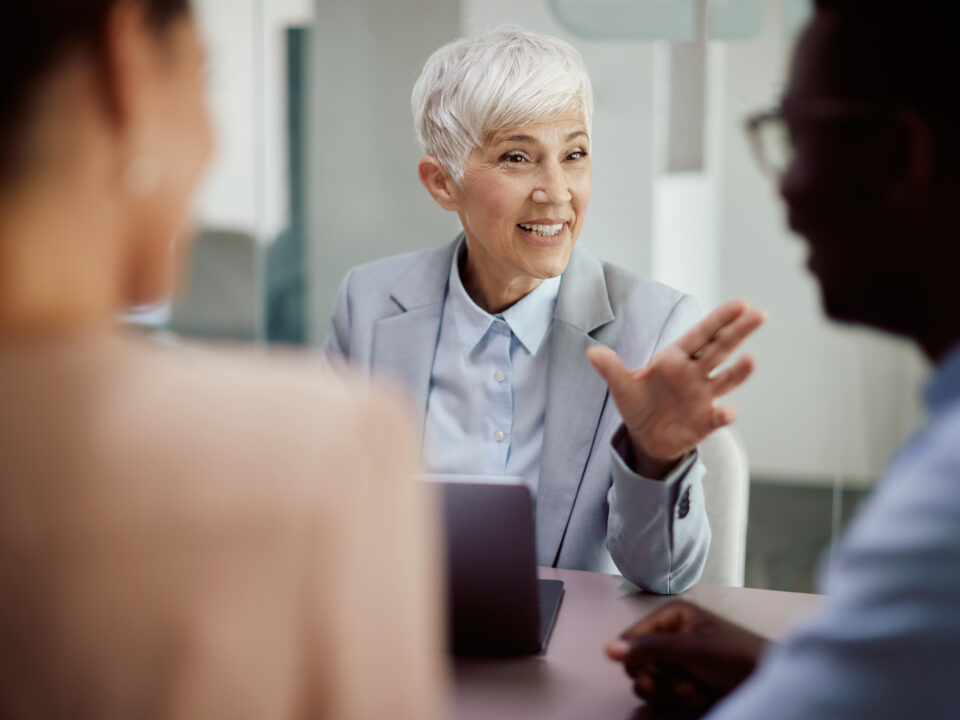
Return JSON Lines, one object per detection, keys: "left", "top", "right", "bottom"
{"left": 323, "top": 27, "right": 765, "bottom": 594}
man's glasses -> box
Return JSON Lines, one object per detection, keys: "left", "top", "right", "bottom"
{"left": 745, "top": 100, "right": 892, "bottom": 182}
{"left": 745, "top": 111, "right": 792, "bottom": 181}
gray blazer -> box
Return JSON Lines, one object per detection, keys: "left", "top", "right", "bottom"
{"left": 322, "top": 237, "right": 710, "bottom": 593}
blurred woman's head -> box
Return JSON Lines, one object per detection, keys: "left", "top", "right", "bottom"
{"left": 0, "top": 0, "right": 211, "bottom": 326}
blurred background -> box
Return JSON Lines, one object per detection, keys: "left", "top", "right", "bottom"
{"left": 147, "top": 0, "right": 930, "bottom": 593}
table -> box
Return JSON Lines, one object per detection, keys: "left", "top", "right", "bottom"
{"left": 452, "top": 567, "right": 824, "bottom": 720}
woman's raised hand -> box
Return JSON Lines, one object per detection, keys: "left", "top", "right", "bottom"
{"left": 587, "top": 299, "right": 766, "bottom": 478}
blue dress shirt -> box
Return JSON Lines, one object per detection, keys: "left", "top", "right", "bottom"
{"left": 708, "top": 343, "right": 960, "bottom": 719}
{"left": 422, "top": 243, "right": 560, "bottom": 497}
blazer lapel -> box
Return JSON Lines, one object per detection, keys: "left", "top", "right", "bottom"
{"left": 536, "top": 245, "right": 617, "bottom": 567}
{"left": 371, "top": 238, "right": 460, "bottom": 432}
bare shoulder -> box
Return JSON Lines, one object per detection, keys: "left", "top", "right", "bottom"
{"left": 135, "top": 337, "right": 408, "bottom": 423}
{"left": 98, "top": 337, "right": 418, "bottom": 508}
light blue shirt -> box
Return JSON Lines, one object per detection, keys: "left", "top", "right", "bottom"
{"left": 708, "top": 343, "right": 960, "bottom": 719}
{"left": 422, "top": 243, "right": 560, "bottom": 496}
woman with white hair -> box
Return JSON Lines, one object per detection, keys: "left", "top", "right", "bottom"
{"left": 323, "top": 27, "right": 764, "bottom": 593}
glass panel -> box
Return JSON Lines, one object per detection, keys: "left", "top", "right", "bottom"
{"left": 306, "top": 0, "right": 462, "bottom": 339}
{"left": 782, "top": 0, "right": 814, "bottom": 39}
{"left": 548, "top": 0, "right": 696, "bottom": 42}
{"left": 708, "top": 0, "right": 766, "bottom": 42}
{"left": 191, "top": 0, "right": 923, "bottom": 595}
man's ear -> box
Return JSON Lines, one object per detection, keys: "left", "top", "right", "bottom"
{"left": 887, "top": 110, "right": 936, "bottom": 206}
{"left": 418, "top": 156, "right": 460, "bottom": 211}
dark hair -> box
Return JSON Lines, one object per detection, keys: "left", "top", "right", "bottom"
{"left": 0, "top": 0, "right": 190, "bottom": 183}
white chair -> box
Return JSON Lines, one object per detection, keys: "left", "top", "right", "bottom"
{"left": 698, "top": 426, "right": 751, "bottom": 587}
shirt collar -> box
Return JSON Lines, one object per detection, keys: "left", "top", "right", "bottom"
{"left": 924, "top": 340, "right": 960, "bottom": 415}
{"left": 446, "top": 240, "right": 560, "bottom": 356}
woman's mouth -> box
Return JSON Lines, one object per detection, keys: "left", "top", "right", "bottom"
{"left": 517, "top": 222, "right": 564, "bottom": 238}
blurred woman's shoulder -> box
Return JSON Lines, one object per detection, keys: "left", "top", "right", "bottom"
{"left": 0, "top": 332, "right": 418, "bottom": 514}
{"left": 121, "top": 333, "right": 418, "bottom": 486}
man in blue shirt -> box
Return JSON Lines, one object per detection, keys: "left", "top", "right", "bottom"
{"left": 606, "top": 1, "right": 960, "bottom": 717}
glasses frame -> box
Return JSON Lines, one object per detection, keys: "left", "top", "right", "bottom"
{"left": 745, "top": 110, "right": 786, "bottom": 181}
{"left": 745, "top": 99, "right": 896, "bottom": 181}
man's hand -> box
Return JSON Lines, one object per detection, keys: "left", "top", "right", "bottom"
{"left": 606, "top": 601, "right": 767, "bottom": 718}
{"left": 587, "top": 299, "right": 766, "bottom": 478}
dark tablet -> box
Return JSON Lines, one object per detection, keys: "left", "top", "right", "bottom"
{"left": 430, "top": 477, "right": 564, "bottom": 656}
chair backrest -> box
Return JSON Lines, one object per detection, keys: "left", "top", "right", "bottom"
{"left": 698, "top": 426, "right": 750, "bottom": 587}
{"left": 169, "top": 229, "right": 258, "bottom": 340}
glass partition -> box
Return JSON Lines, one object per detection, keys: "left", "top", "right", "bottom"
{"left": 549, "top": 0, "right": 697, "bottom": 41}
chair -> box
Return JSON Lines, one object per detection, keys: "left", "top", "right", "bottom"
{"left": 169, "top": 229, "right": 259, "bottom": 340}
{"left": 698, "top": 426, "right": 751, "bottom": 587}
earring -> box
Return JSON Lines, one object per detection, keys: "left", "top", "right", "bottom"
{"left": 124, "top": 154, "right": 160, "bottom": 197}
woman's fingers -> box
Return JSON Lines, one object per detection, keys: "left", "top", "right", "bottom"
{"left": 710, "top": 354, "right": 757, "bottom": 397}
{"left": 695, "top": 308, "right": 767, "bottom": 371}
{"left": 676, "top": 299, "right": 750, "bottom": 357}
{"left": 712, "top": 405, "right": 739, "bottom": 428}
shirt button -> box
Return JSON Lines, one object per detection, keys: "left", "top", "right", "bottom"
{"left": 496, "top": 320, "right": 507, "bottom": 331}
{"left": 494, "top": 431, "right": 505, "bottom": 442}
{"left": 495, "top": 371, "right": 507, "bottom": 383}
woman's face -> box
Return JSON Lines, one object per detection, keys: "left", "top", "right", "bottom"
{"left": 452, "top": 108, "right": 592, "bottom": 301}
{"left": 127, "top": 11, "right": 213, "bottom": 305}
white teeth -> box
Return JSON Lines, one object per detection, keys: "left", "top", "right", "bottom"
{"left": 518, "top": 223, "right": 564, "bottom": 237}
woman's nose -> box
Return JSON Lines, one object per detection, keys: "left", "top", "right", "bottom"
{"left": 532, "top": 163, "right": 573, "bottom": 204}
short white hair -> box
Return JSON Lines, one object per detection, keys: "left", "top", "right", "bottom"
{"left": 412, "top": 26, "right": 594, "bottom": 183}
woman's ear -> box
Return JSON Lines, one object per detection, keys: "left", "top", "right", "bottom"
{"left": 98, "top": 2, "right": 156, "bottom": 134}
{"left": 418, "top": 156, "right": 460, "bottom": 211}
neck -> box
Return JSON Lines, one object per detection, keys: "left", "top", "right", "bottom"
{"left": 460, "top": 245, "right": 542, "bottom": 315}
{"left": 899, "top": 245, "right": 960, "bottom": 365}
{"left": 0, "top": 182, "right": 124, "bottom": 338}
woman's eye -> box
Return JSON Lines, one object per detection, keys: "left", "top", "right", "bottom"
{"left": 501, "top": 152, "right": 528, "bottom": 164}
{"left": 567, "top": 149, "right": 588, "bottom": 160}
